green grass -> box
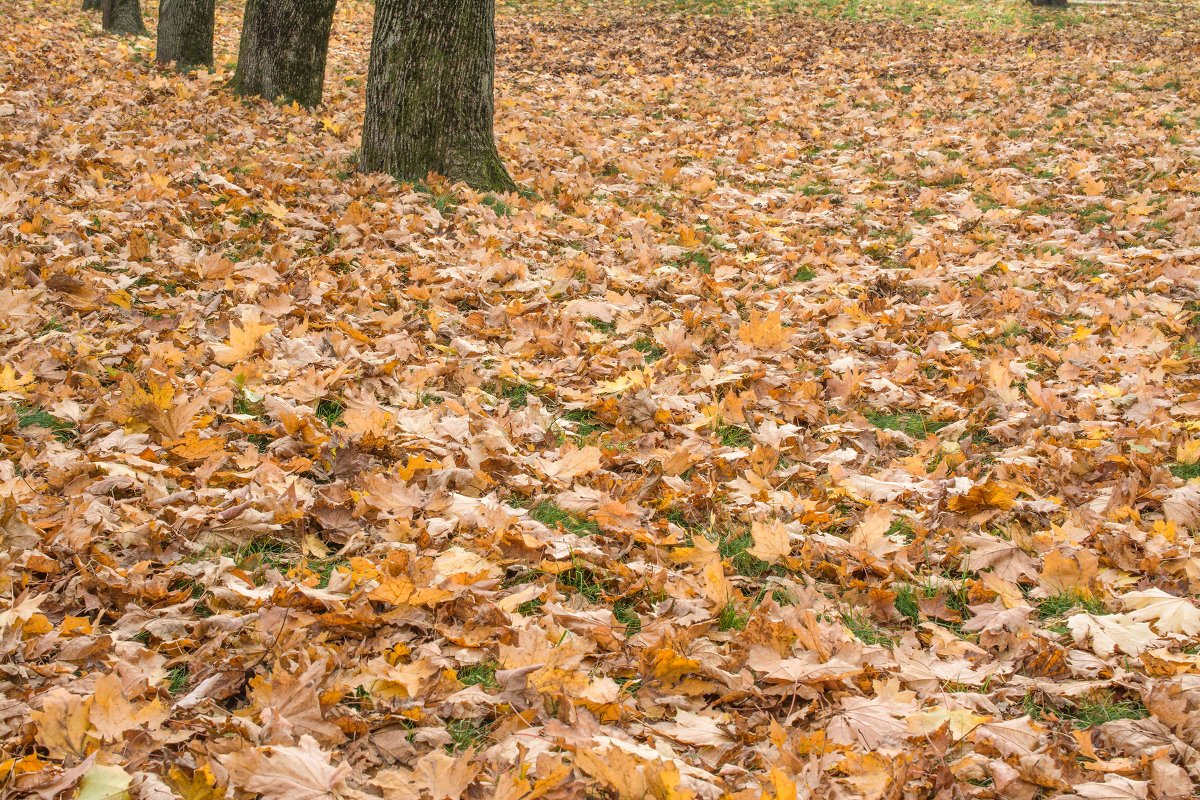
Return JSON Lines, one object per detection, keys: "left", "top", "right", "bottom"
{"left": 308, "top": 557, "right": 348, "bottom": 589}
{"left": 559, "top": 409, "right": 608, "bottom": 442}
{"left": 894, "top": 584, "right": 921, "bottom": 624}
{"left": 489, "top": 380, "right": 538, "bottom": 409}
{"left": 13, "top": 404, "right": 76, "bottom": 442}
{"left": 613, "top": 597, "right": 642, "bottom": 637}
{"left": 718, "top": 529, "right": 771, "bottom": 578}
{"left": 842, "top": 610, "right": 896, "bottom": 647}
{"left": 233, "top": 393, "right": 265, "bottom": 418}
{"left": 894, "top": 579, "right": 971, "bottom": 628}
{"left": 457, "top": 662, "right": 498, "bottom": 689}
{"left": 556, "top": 565, "right": 604, "bottom": 603}
{"left": 1170, "top": 462, "right": 1200, "bottom": 480}
{"left": 235, "top": 537, "right": 295, "bottom": 574}
{"left": 1037, "top": 591, "right": 1106, "bottom": 619}
{"left": 997, "top": 321, "right": 1028, "bottom": 344}
{"left": 587, "top": 317, "right": 617, "bottom": 333}
{"left": 481, "top": 193, "right": 513, "bottom": 217}
{"left": 679, "top": 250, "right": 712, "bottom": 274}
{"left": 246, "top": 433, "right": 274, "bottom": 452}
{"left": 416, "top": 182, "right": 459, "bottom": 215}
{"left": 1023, "top": 691, "right": 1148, "bottom": 728}
{"left": 315, "top": 399, "right": 344, "bottom": 427}
{"left": 865, "top": 409, "right": 951, "bottom": 439}
{"left": 516, "top": 598, "right": 544, "bottom": 616}
{"left": 633, "top": 336, "right": 666, "bottom": 361}
{"left": 717, "top": 602, "right": 749, "bottom": 631}
{"left": 530, "top": 500, "right": 602, "bottom": 537}
{"left": 886, "top": 519, "right": 915, "bottom": 542}
{"left": 715, "top": 423, "right": 753, "bottom": 448}
{"left": 166, "top": 666, "right": 189, "bottom": 695}
{"left": 446, "top": 719, "right": 491, "bottom": 752}
{"left": 1067, "top": 696, "right": 1148, "bottom": 727}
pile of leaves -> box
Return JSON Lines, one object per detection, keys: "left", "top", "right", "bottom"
{"left": 3, "top": 0, "right": 1200, "bottom": 798}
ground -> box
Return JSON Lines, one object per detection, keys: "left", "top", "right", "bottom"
{"left": 2, "top": 0, "right": 1200, "bottom": 798}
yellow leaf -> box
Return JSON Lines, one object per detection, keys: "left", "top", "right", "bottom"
{"left": 212, "top": 315, "right": 274, "bottom": 366}
{"left": 0, "top": 364, "right": 34, "bottom": 393}
{"left": 107, "top": 290, "right": 133, "bottom": 309}
{"left": 396, "top": 454, "right": 441, "bottom": 481}
{"left": 31, "top": 688, "right": 92, "bottom": 760}
{"left": 739, "top": 309, "right": 790, "bottom": 350}
{"left": 166, "top": 765, "right": 226, "bottom": 800}
{"left": 76, "top": 763, "right": 132, "bottom": 800}
{"left": 747, "top": 519, "right": 790, "bottom": 564}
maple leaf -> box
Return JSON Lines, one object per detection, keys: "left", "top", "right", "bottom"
{"left": 969, "top": 716, "right": 1045, "bottom": 758}
{"left": 211, "top": 313, "right": 275, "bottom": 366}
{"left": 825, "top": 696, "right": 913, "bottom": 748}
{"left": 411, "top": 749, "right": 482, "bottom": 800}
{"left": 75, "top": 763, "right": 132, "bottom": 800}
{"left": 747, "top": 518, "right": 791, "bottom": 563}
{"left": 1039, "top": 549, "right": 1100, "bottom": 593}
{"left": 219, "top": 735, "right": 351, "bottom": 800}
{"left": 31, "top": 688, "right": 92, "bottom": 761}
{"left": 536, "top": 445, "right": 604, "bottom": 484}
{"left": 165, "top": 765, "right": 226, "bottom": 800}
{"left": 1062, "top": 775, "right": 1149, "bottom": 800}
{"left": 653, "top": 710, "right": 733, "bottom": 748}
{"left": 1119, "top": 588, "right": 1200, "bottom": 636}
{"left": 0, "top": 363, "right": 34, "bottom": 393}
{"left": 88, "top": 673, "right": 166, "bottom": 742}
{"left": 1066, "top": 613, "right": 1159, "bottom": 657}
{"left": 247, "top": 660, "right": 342, "bottom": 745}
{"left": 848, "top": 505, "right": 903, "bottom": 559}
{"left": 739, "top": 309, "right": 790, "bottom": 350}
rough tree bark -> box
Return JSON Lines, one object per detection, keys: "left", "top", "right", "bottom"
{"left": 157, "top": 0, "right": 216, "bottom": 69}
{"left": 360, "top": 0, "right": 515, "bottom": 192}
{"left": 101, "top": 0, "right": 145, "bottom": 33}
{"left": 232, "top": 0, "right": 338, "bottom": 107}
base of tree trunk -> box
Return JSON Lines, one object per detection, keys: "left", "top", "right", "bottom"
{"left": 231, "top": 0, "right": 337, "bottom": 108}
{"left": 157, "top": 0, "right": 215, "bottom": 69}
{"left": 101, "top": 0, "right": 146, "bottom": 33}
{"left": 360, "top": 0, "right": 516, "bottom": 193}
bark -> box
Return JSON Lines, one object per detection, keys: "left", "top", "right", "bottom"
{"left": 83, "top": 0, "right": 101, "bottom": 10}
{"left": 157, "top": 0, "right": 216, "bottom": 69}
{"left": 360, "top": 0, "right": 515, "bottom": 192}
{"left": 101, "top": 0, "right": 145, "bottom": 33}
{"left": 232, "top": 0, "right": 337, "bottom": 107}
{"left": 1029, "top": 0, "right": 1068, "bottom": 6}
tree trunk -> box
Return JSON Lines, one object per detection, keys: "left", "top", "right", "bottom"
{"left": 101, "top": 0, "right": 145, "bottom": 33}
{"left": 360, "top": 0, "right": 515, "bottom": 192}
{"left": 1029, "top": 0, "right": 1068, "bottom": 6}
{"left": 83, "top": 0, "right": 101, "bottom": 10}
{"left": 232, "top": 0, "right": 337, "bottom": 107}
{"left": 157, "top": 0, "right": 216, "bottom": 69}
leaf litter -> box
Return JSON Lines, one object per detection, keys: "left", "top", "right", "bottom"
{"left": 3, "top": 0, "right": 1200, "bottom": 798}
